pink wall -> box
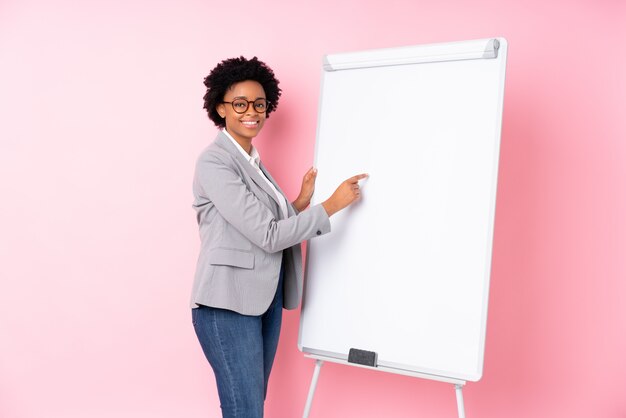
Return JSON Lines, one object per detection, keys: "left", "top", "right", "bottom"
{"left": 1, "top": 0, "right": 625, "bottom": 417}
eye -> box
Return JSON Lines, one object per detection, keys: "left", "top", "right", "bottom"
{"left": 233, "top": 100, "right": 247, "bottom": 109}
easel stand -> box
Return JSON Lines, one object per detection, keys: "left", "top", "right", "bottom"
{"left": 302, "top": 354, "right": 467, "bottom": 418}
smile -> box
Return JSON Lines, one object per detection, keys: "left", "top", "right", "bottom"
{"left": 241, "top": 120, "right": 259, "bottom": 128}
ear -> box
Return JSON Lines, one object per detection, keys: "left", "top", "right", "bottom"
{"left": 216, "top": 103, "right": 226, "bottom": 118}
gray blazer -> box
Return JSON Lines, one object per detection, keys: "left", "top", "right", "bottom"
{"left": 190, "top": 132, "right": 331, "bottom": 315}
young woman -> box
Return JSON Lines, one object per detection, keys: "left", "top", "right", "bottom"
{"left": 190, "top": 56, "right": 366, "bottom": 418}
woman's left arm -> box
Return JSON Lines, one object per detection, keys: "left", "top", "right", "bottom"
{"left": 292, "top": 167, "right": 317, "bottom": 212}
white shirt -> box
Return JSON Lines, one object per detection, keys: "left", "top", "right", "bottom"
{"left": 223, "top": 129, "right": 289, "bottom": 220}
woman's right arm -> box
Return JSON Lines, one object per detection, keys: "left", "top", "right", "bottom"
{"left": 197, "top": 152, "right": 366, "bottom": 254}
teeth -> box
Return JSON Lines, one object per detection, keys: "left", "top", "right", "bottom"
{"left": 242, "top": 121, "right": 257, "bottom": 126}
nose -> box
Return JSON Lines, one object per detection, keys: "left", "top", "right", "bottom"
{"left": 245, "top": 104, "right": 255, "bottom": 116}
{"left": 245, "top": 102, "right": 264, "bottom": 117}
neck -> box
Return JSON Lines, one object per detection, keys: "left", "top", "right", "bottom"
{"left": 225, "top": 129, "right": 253, "bottom": 155}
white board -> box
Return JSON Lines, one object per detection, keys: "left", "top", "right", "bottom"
{"left": 298, "top": 38, "right": 507, "bottom": 382}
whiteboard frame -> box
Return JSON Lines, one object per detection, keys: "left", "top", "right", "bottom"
{"left": 298, "top": 37, "right": 508, "bottom": 383}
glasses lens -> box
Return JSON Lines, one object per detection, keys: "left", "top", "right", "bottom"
{"left": 231, "top": 99, "right": 249, "bottom": 114}
{"left": 253, "top": 99, "right": 268, "bottom": 113}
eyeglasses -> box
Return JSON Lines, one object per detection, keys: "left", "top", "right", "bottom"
{"left": 222, "top": 98, "right": 270, "bottom": 114}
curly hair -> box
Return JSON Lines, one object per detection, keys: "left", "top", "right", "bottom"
{"left": 203, "top": 56, "right": 282, "bottom": 128}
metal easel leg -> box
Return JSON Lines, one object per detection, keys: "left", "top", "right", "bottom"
{"left": 302, "top": 360, "right": 324, "bottom": 418}
{"left": 455, "top": 384, "right": 466, "bottom": 418}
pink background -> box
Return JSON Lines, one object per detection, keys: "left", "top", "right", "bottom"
{"left": 1, "top": 0, "right": 625, "bottom": 417}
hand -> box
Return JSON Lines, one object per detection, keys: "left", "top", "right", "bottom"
{"left": 293, "top": 167, "right": 317, "bottom": 212}
{"left": 322, "top": 173, "right": 369, "bottom": 217}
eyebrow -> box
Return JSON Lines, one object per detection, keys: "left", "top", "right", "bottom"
{"left": 232, "top": 95, "right": 266, "bottom": 100}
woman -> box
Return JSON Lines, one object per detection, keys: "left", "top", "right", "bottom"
{"left": 190, "top": 56, "right": 366, "bottom": 418}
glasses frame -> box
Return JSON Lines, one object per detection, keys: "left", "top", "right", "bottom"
{"left": 222, "top": 98, "right": 270, "bottom": 114}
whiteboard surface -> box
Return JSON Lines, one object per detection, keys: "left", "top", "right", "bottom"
{"left": 298, "top": 38, "right": 507, "bottom": 382}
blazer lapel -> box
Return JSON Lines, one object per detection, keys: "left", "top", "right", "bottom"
{"left": 214, "top": 132, "right": 283, "bottom": 210}
{"left": 259, "top": 162, "right": 296, "bottom": 216}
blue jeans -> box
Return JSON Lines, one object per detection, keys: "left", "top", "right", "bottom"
{"left": 192, "top": 267, "right": 284, "bottom": 418}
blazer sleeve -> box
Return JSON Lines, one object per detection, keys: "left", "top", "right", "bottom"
{"left": 196, "top": 151, "right": 331, "bottom": 253}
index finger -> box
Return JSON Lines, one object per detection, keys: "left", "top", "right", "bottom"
{"left": 347, "top": 173, "right": 369, "bottom": 183}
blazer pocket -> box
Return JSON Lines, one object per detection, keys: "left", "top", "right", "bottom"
{"left": 208, "top": 248, "right": 255, "bottom": 269}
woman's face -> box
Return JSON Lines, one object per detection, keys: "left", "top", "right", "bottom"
{"left": 216, "top": 80, "right": 267, "bottom": 143}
